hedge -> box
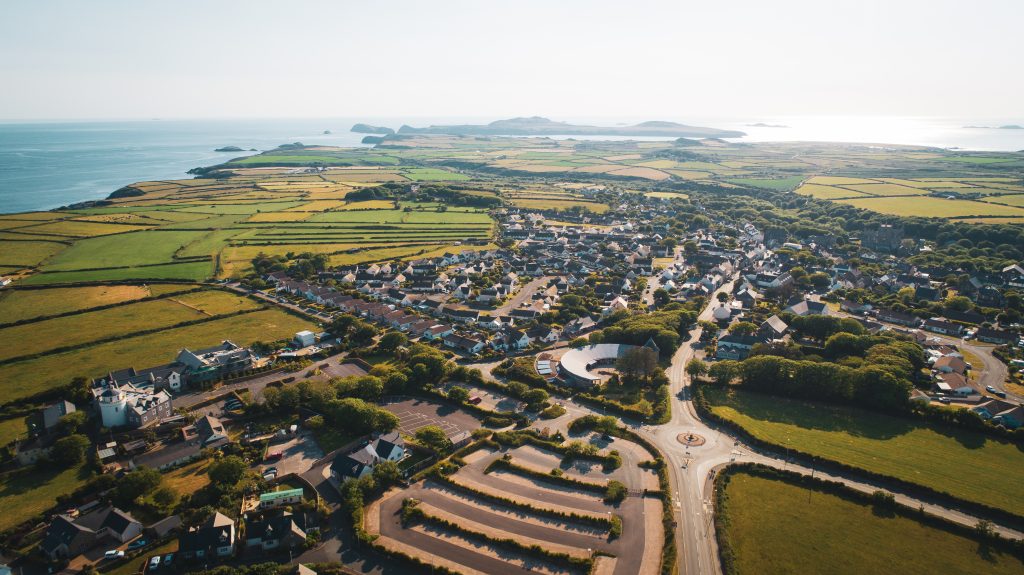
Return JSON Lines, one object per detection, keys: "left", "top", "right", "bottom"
{"left": 484, "top": 456, "right": 607, "bottom": 495}
{"left": 405, "top": 501, "right": 594, "bottom": 571}
{"left": 428, "top": 469, "right": 617, "bottom": 531}
{"left": 693, "top": 383, "right": 1024, "bottom": 530}
{"left": 712, "top": 463, "right": 1024, "bottom": 575}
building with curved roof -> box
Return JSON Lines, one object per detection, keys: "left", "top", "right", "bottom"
{"left": 558, "top": 343, "right": 640, "bottom": 386}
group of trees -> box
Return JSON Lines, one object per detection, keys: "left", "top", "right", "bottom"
{"left": 250, "top": 251, "right": 329, "bottom": 282}
{"left": 593, "top": 306, "right": 697, "bottom": 356}
{"left": 326, "top": 314, "right": 379, "bottom": 349}
{"left": 727, "top": 354, "right": 912, "bottom": 412}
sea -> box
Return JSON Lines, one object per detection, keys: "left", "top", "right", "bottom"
{"left": 1, "top": 116, "right": 1022, "bottom": 214}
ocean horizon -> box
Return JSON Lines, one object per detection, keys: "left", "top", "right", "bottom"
{"left": 1, "top": 116, "right": 1022, "bottom": 214}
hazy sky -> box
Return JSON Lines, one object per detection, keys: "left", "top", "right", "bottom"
{"left": 1, "top": 0, "right": 1021, "bottom": 121}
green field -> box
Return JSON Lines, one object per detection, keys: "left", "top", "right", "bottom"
{"left": 703, "top": 387, "right": 1024, "bottom": 515}
{"left": 0, "top": 464, "right": 93, "bottom": 532}
{"left": 0, "top": 297, "right": 211, "bottom": 361}
{"left": 42, "top": 230, "right": 208, "bottom": 271}
{"left": 0, "top": 285, "right": 162, "bottom": 323}
{"left": 21, "top": 260, "right": 214, "bottom": 284}
{"left": 0, "top": 308, "right": 312, "bottom": 402}
{"left": 717, "top": 470, "right": 1024, "bottom": 575}
{"left": 0, "top": 240, "right": 68, "bottom": 267}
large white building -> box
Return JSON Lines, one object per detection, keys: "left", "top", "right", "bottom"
{"left": 93, "top": 382, "right": 173, "bottom": 429}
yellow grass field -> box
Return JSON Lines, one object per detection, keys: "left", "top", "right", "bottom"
{"left": 0, "top": 240, "right": 68, "bottom": 267}
{"left": 795, "top": 183, "right": 865, "bottom": 199}
{"left": 0, "top": 285, "right": 156, "bottom": 323}
{"left": 837, "top": 196, "right": 1024, "bottom": 218}
{"left": 246, "top": 212, "right": 312, "bottom": 223}
{"left": 607, "top": 166, "right": 671, "bottom": 180}
{"left": 842, "top": 183, "right": 928, "bottom": 197}
{"left": 806, "top": 176, "right": 877, "bottom": 185}
{"left": 22, "top": 221, "right": 153, "bottom": 237}
{"left": 666, "top": 169, "right": 712, "bottom": 180}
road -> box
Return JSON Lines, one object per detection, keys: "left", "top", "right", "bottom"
{"left": 638, "top": 276, "right": 1023, "bottom": 575}
{"left": 490, "top": 275, "right": 553, "bottom": 316}
{"left": 814, "top": 296, "right": 1018, "bottom": 402}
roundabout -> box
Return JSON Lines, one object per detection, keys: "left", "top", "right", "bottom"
{"left": 676, "top": 431, "right": 706, "bottom": 447}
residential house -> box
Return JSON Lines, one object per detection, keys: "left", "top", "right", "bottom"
{"left": 971, "top": 399, "right": 1023, "bottom": 429}
{"left": 783, "top": 298, "right": 828, "bottom": 317}
{"left": 258, "top": 488, "right": 304, "bottom": 510}
{"left": 716, "top": 334, "right": 760, "bottom": 361}
{"left": 975, "top": 328, "right": 1014, "bottom": 346}
{"left": 41, "top": 507, "right": 142, "bottom": 561}
{"left": 330, "top": 432, "right": 405, "bottom": 482}
{"left": 180, "top": 512, "right": 236, "bottom": 561}
{"left": 41, "top": 400, "right": 76, "bottom": 431}
{"left": 759, "top": 315, "right": 788, "bottom": 341}
{"left": 244, "top": 512, "right": 307, "bottom": 551}
{"left": 923, "top": 318, "right": 963, "bottom": 337}
{"left": 877, "top": 308, "right": 921, "bottom": 327}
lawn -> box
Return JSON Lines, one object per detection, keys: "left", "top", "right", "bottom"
{"left": 703, "top": 387, "right": 1024, "bottom": 515}
{"left": 0, "top": 285, "right": 155, "bottom": 323}
{"left": 163, "top": 458, "right": 211, "bottom": 496}
{"left": 0, "top": 308, "right": 313, "bottom": 402}
{"left": 717, "top": 470, "right": 1024, "bottom": 575}
{"left": 0, "top": 416, "right": 28, "bottom": 447}
{"left": 313, "top": 427, "right": 359, "bottom": 453}
{"left": 0, "top": 463, "right": 93, "bottom": 532}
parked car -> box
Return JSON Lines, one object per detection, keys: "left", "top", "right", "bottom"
{"left": 162, "top": 553, "right": 175, "bottom": 567}
{"left": 995, "top": 391, "right": 1007, "bottom": 398}
{"left": 127, "top": 539, "right": 148, "bottom": 550}
{"left": 263, "top": 466, "right": 278, "bottom": 475}
{"left": 104, "top": 550, "right": 125, "bottom": 560}
{"left": 939, "top": 397, "right": 951, "bottom": 404}
{"left": 986, "top": 386, "right": 997, "bottom": 393}
{"left": 266, "top": 452, "right": 283, "bottom": 462}
{"left": 468, "top": 396, "right": 482, "bottom": 405}
{"left": 148, "top": 556, "right": 161, "bottom": 571}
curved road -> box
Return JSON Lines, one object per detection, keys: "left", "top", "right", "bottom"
{"left": 634, "top": 276, "right": 1022, "bottom": 575}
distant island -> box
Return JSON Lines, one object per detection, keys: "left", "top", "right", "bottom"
{"left": 746, "top": 122, "right": 789, "bottom": 128}
{"left": 323, "top": 130, "right": 331, "bottom": 135}
{"left": 351, "top": 123, "right": 395, "bottom": 135}
{"left": 215, "top": 146, "right": 244, "bottom": 152}
{"left": 396, "top": 116, "right": 746, "bottom": 138}
{"left": 964, "top": 124, "right": 1023, "bottom": 130}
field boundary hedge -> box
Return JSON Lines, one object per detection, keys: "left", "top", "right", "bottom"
{"left": 712, "top": 463, "right": 1024, "bottom": 575}
{"left": 693, "top": 383, "right": 1024, "bottom": 530}
{"left": 0, "top": 286, "right": 204, "bottom": 329}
